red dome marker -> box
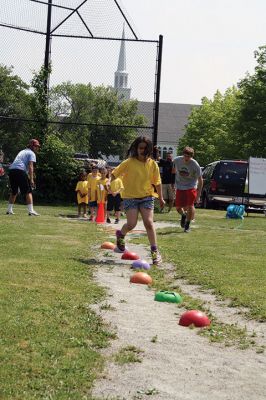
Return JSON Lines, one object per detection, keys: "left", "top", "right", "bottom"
{"left": 121, "top": 251, "right": 140, "bottom": 260}
{"left": 179, "top": 310, "right": 211, "bottom": 328}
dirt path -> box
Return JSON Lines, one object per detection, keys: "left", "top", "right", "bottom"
{"left": 91, "top": 221, "right": 266, "bottom": 400}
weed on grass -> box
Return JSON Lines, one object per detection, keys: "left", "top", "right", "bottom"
{"left": 100, "top": 303, "right": 116, "bottom": 311}
{"left": 134, "top": 388, "right": 159, "bottom": 398}
{"left": 114, "top": 345, "right": 144, "bottom": 365}
{"left": 199, "top": 320, "right": 255, "bottom": 349}
{"left": 151, "top": 335, "right": 158, "bottom": 343}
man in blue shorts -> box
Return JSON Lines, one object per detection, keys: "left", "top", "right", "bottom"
{"left": 6, "top": 139, "right": 41, "bottom": 216}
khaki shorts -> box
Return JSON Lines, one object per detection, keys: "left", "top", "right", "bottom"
{"left": 162, "top": 184, "right": 175, "bottom": 201}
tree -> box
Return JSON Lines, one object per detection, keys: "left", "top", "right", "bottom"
{"left": 180, "top": 46, "right": 266, "bottom": 165}
{"left": 36, "top": 133, "right": 80, "bottom": 202}
{"left": 178, "top": 88, "right": 241, "bottom": 166}
{"left": 236, "top": 45, "right": 266, "bottom": 158}
{"left": 49, "top": 82, "right": 146, "bottom": 158}
{"left": 30, "top": 64, "right": 52, "bottom": 142}
{"left": 0, "top": 64, "right": 32, "bottom": 160}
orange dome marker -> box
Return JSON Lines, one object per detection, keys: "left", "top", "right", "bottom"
{"left": 101, "top": 242, "right": 116, "bottom": 250}
{"left": 130, "top": 272, "right": 152, "bottom": 285}
{"left": 179, "top": 310, "right": 211, "bottom": 328}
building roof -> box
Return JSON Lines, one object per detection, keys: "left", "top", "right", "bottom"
{"left": 138, "top": 101, "right": 199, "bottom": 145}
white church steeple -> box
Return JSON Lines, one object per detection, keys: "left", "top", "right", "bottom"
{"left": 114, "top": 25, "right": 131, "bottom": 100}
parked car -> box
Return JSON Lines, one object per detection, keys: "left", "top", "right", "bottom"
{"left": 200, "top": 159, "right": 265, "bottom": 210}
{"left": 106, "top": 161, "right": 121, "bottom": 168}
{"left": 73, "top": 154, "right": 106, "bottom": 169}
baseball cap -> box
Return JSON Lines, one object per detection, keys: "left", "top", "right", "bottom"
{"left": 29, "top": 139, "right": 41, "bottom": 147}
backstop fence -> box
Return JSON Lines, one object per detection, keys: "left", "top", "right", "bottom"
{"left": 0, "top": 0, "right": 163, "bottom": 163}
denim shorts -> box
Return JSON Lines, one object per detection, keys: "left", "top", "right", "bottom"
{"left": 123, "top": 197, "right": 154, "bottom": 211}
{"left": 89, "top": 200, "right": 97, "bottom": 207}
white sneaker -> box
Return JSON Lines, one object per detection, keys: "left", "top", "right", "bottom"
{"left": 28, "top": 211, "right": 40, "bottom": 216}
{"left": 6, "top": 211, "right": 15, "bottom": 215}
{"left": 151, "top": 250, "right": 162, "bottom": 265}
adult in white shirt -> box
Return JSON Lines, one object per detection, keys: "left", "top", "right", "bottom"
{"left": 6, "top": 139, "right": 41, "bottom": 216}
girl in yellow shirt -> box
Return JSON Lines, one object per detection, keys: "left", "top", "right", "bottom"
{"left": 95, "top": 168, "right": 109, "bottom": 223}
{"left": 88, "top": 166, "right": 100, "bottom": 221}
{"left": 75, "top": 171, "right": 89, "bottom": 218}
{"left": 112, "top": 136, "right": 165, "bottom": 265}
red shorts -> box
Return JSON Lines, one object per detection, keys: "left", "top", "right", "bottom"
{"left": 175, "top": 188, "right": 197, "bottom": 208}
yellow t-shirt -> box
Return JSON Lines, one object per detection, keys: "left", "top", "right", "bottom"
{"left": 75, "top": 181, "right": 89, "bottom": 204}
{"left": 112, "top": 158, "right": 161, "bottom": 198}
{"left": 96, "top": 178, "right": 109, "bottom": 203}
{"left": 88, "top": 175, "right": 100, "bottom": 202}
{"left": 110, "top": 177, "right": 124, "bottom": 193}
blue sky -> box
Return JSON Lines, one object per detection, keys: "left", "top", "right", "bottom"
{"left": 121, "top": 0, "right": 266, "bottom": 104}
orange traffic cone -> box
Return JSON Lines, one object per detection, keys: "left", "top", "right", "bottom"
{"left": 96, "top": 202, "right": 105, "bottom": 224}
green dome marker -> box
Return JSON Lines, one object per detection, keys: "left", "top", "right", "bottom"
{"left": 154, "top": 290, "right": 182, "bottom": 304}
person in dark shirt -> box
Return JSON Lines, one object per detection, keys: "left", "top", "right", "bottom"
{"left": 157, "top": 151, "right": 175, "bottom": 212}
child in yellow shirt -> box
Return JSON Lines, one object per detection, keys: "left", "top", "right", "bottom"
{"left": 88, "top": 166, "right": 100, "bottom": 221}
{"left": 106, "top": 173, "right": 124, "bottom": 224}
{"left": 75, "top": 171, "right": 89, "bottom": 218}
{"left": 96, "top": 167, "right": 109, "bottom": 206}
{"left": 111, "top": 136, "right": 165, "bottom": 265}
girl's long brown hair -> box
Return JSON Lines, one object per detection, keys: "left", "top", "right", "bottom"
{"left": 127, "top": 136, "right": 153, "bottom": 158}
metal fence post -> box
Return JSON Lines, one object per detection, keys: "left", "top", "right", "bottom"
{"left": 153, "top": 34, "right": 163, "bottom": 150}
{"left": 44, "top": 0, "right": 53, "bottom": 102}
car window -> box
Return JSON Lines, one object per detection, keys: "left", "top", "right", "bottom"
{"left": 215, "top": 162, "right": 248, "bottom": 181}
{"left": 203, "top": 165, "right": 215, "bottom": 179}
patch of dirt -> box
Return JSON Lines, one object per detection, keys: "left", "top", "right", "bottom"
{"left": 91, "top": 221, "right": 266, "bottom": 400}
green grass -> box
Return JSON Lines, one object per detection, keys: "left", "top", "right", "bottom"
{"left": 0, "top": 202, "right": 265, "bottom": 397}
{"left": 0, "top": 203, "right": 113, "bottom": 400}
{"left": 114, "top": 345, "right": 144, "bottom": 365}
{"left": 143, "top": 209, "right": 266, "bottom": 322}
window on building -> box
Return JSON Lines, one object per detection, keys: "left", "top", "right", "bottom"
{"left": 168, "top": 147, "right": 173, "bottom": 154}
{"left": 163, "top": 147, "right": 167, "bottom": 159}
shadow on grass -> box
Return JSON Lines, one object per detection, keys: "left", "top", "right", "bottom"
{"left": 157, "top": 229, "right": 183, "bottom": 236}
{"left": 75, "top": 257, "right": 115, "bottom": 266}
{"left": 58, "top": 213, "right": 78, "bottom": 218}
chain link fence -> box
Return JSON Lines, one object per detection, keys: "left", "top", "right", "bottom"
{"left": 0, "top": 0, "right": 161, "bottom": 164}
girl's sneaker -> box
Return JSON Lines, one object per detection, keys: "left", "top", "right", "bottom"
{"left": 180, "top": 214, "right": 186, "bottom": 228}
{"left": 115, "top": 230, "right": 125, "bottom": 252}
{"left": 114, "top": 218, "right": 119, "bottom": 224}
{"left": 184, "top": 221, "right": 191, "bottom": 233}
{"left": 151, "top": 250, "right": 162, "bottom": 265}
{"left": 106, "top": 218, "right": 111, "bottom": 223}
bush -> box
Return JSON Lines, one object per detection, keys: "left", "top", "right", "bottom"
{"left": 35, "top": 134, "right": 81, "bottom": 203}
